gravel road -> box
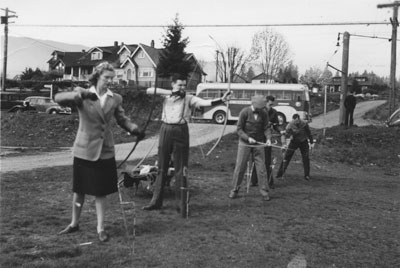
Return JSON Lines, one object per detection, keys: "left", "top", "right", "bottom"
{"left": 0, "top": 100, "right": 386, "bottom": 173}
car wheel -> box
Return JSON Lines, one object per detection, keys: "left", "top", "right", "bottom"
{"left": 49, "top": 110, "right": 58, "bottom": 114}
{"left": 277, "top": 113, "right": 286, "bottom": 126}
{"left": 213, "top": 110, "right": 226, "bottom": 124}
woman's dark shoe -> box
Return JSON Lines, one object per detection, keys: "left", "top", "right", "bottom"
{"left": 98, "top": 231, "right": 109, "bottom": 242}
{"left": 59, "top": 224, "right": 79, "bottom": 235}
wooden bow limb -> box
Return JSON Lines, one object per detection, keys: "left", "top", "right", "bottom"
{"left": 205, "top": 45, "right": 232, "bottom": 157}
{"left": 117, "top": 71, "right": 158, "bottom": 169}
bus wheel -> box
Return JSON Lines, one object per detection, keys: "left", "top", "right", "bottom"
{"left": 277, "top": 113, "right": 286, "bottom": 126}
{"left": 213, "top": 111, "right": 226, "bottom": 124}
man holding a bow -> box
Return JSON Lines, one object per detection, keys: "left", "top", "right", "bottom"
{"left": 143, "top": 73, "right": 230, "bottom": 212}
{"left": 229, "top": 95, "right": 272, "bottom": 201}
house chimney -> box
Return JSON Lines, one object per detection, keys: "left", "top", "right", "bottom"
{"left": 121, "top": 42, "right": 124, "bottom": 47}
{"left": 114, "top": 41, "right": 118, "bottom": 47}
{"left": 150, "top": 40, "right": 154, "bottom": 48}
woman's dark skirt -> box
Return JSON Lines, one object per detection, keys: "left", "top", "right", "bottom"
{"left": 73, "top": 157, "right": 118, "bottom": 196}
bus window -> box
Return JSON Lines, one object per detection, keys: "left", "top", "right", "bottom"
{"left": 244, "top": 90, "right": 255, "bottom": 100}
{"left": 255, "top": 90, "right": 266, "bottom": 96}
{"left": 275, "top": 90, "right": 283, "bottom": 100}
{"left": 283, "top": 91, "right": 292, "bottom": 100}
{"left": 197, "top": 90, "right": 207, "bottom": 98}
{"left": 233, "top": 90, "right": 245, "bottom": 99}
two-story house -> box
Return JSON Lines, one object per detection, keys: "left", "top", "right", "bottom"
{"left": 48, "top": 41, "right": 206, "bottom": 90}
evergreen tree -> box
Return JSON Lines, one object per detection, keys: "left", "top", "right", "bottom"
{"left": 157, "top": 14, "right": 193, "bottom": 78}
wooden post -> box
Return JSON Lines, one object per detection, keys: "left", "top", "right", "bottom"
{"left": 389, "top": 5, "right": 398, "bottom": 115}
{"left": 1, "top": 8, "right": 8, "bottom": 91}
{"left": 378, "top": 1, "right": 400, "bottom": 115}
{"left": 1, "top": 8, "right": 17, "bottom": 91}
{"left": 339, "top": 32, "right": 350, "bottom": 125}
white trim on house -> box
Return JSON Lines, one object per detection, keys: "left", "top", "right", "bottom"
{"left": 120, "top": 57, "right": 136, "bottom": 68}
{"left": 87, "top": 47, "right": 104, "bottom": 53}
{"left": 117, "top": 45, "right": 133, "bottom": 55}
{"left": 130, "top": 44, "right": 157, "bottom": 67}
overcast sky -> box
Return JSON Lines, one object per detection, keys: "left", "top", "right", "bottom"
{"left": 1, "top": 0, "right": 398, "bottom": 77}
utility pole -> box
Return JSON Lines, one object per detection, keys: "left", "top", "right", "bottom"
{"left": 1, "top": 8, "right": 17, "bottom": 91}
{"left": 339, "top": 32, "right": 350, "bottom": 125}
{"left": 378, "top": 1, "right": 400, "bottom": 115}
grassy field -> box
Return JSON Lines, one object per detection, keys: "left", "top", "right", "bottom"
{"left": 1, "top": 124, "right": 399, "bottom": 267}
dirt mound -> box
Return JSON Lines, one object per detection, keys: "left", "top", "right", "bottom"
{"left": 1, "top": 91, "right": 163, "bottom": 148}
{"left": 315, "top": 125, "right": 400, "bottom": 169}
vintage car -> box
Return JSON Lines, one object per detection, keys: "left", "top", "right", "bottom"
{"left": 23, "top": 96, "right": 71, "bottom": 114}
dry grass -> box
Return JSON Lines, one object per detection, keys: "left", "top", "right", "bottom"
{"left": 1, "top": 128, "right": 399, "bottom": 267}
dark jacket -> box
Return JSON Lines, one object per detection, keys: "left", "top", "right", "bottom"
{"left": 264, "top": 107, "right": 280, "bottom": 132}
{"left": 237, "top": 106, "right": 272, "bottom": 143}
{"left": 285, "top": 119, "right": 313, "bottom": 144}
{"left": 344, "top": 94, "right": 357, "bottom": 110}
{"left": 55, "top": 87, "right": 138, "bottom": 161}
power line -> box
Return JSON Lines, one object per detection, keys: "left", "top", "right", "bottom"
{"left": 11, "top": 21, "right": 391, "bottom": 28}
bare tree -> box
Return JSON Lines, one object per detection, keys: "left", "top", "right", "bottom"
{"left": 299, "top": 66, "right": 333, "bottom": 90}
{"left": 216, "top": 45, "right": 250, "bottom": 82}
{"left": 250, "top": 28, "right": 291, "bottom": 80}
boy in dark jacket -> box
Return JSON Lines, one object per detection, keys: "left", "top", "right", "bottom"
{"left": 276, "top": 114, "right": 313, "bottom": 181}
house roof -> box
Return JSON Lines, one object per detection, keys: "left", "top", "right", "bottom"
{"left": 232, "top": 74, "right": 249, "bottom": 83}
{"left": 117, "top": 44, "right": 138, "bottom": 54}
{"left": 137, "top": 43, "right": 163, "bottom": 66}
{"left": 47, "top": 51, "right": 84, "bottom": 68}
{"left": 252, "top": 73, "right": 277, "bottom": 81}
{"left": 74, "top": 45, "right": 121, "bottom": 67}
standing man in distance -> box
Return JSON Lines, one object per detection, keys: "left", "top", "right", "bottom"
{"left": 229, "top": 95, "right": 272, "bottom": 201}
{"left": 142, "top": 73, "right": 230, "bottom": 211}
{"left": 344, "top": 91, "right": 357, "bottom": 127}
{"left": 276, "top": 113, "right": 313, "bottom": 181}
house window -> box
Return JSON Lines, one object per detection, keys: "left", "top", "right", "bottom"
{"left": 138, "top": 50, "right": 145, "bottom": 58}
{"left": 139, "top": 68, "right": 154, "bottom": 77}
{"left": 91, "top": 51, "right": 102, "bottom": 60}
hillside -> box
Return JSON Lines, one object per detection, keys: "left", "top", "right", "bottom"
{"left": 2, "top": 36, "right": 89, "bottom": 78}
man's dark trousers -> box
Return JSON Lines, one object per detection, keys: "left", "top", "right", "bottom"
{"left": 148, "top": 123, "right": 189, "bottom": 209}
{"left": 345, "top": 108, "right": 354, "bottom": 126}
{"left": 251, "top": 146, "right": 274, "bottom": 187}
{"left": 276, "top": 139, "right": 310, "bottom": 178}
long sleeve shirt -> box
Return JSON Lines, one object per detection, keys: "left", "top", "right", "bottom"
{"left": 237, "top": 106, "right": 272, "bottom": 144}
{"left": 285, "top": 119, "right": 313, "bottom": 144}
{"left": 161, "top": 94, "right": 214, "bottom": 124}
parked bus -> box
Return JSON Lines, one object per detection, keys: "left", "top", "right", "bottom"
{"left": 192, "top": 83, "right": 311, "bottom": 124}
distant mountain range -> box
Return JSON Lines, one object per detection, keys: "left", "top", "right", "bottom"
{"left": 1, "top": 36, "right": 89, "bottom": 79}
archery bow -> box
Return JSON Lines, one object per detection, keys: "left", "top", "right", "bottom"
{"left": 205, "top": 47, "right": 232, "bottom": 157}
{"left": 117, "top": 71, "right": 158, "bottom": 169}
